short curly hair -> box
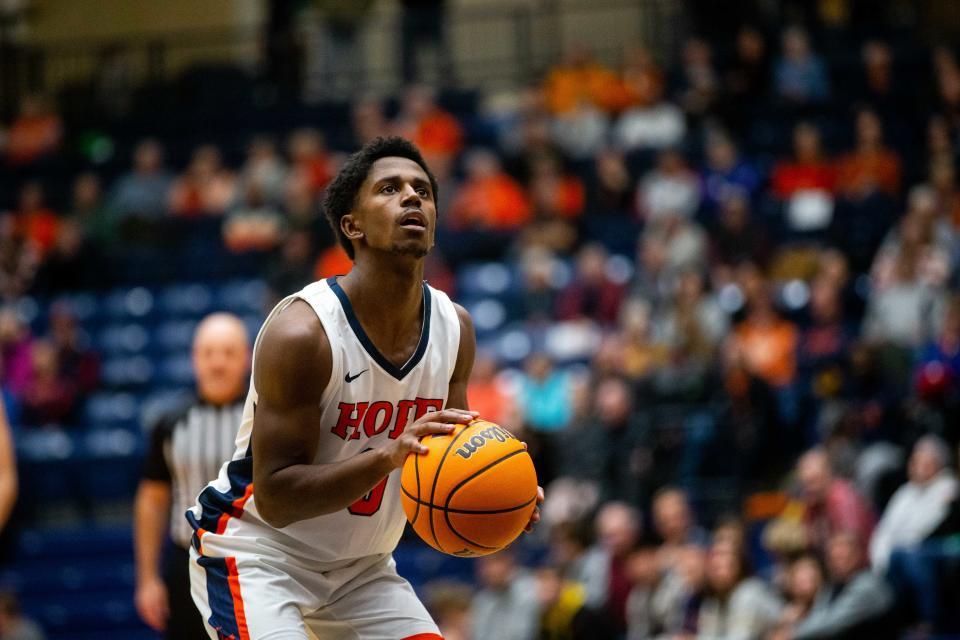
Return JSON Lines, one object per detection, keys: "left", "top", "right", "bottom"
{"left": 322, "top": 136, "right": 439, "bottom": 260}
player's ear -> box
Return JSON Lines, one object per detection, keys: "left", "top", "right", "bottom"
{"left": 341, "top": 213, "right": 364, "bottom": 242}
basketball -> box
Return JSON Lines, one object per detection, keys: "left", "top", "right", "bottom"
{"left": 400, "top": 419, "right": 538, "bottom": 557}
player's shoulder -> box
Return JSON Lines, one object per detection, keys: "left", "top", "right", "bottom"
{"left": 259, "top": 298, "right": 330, "bottom": 356}
{"left": 451, "top": 301, "right": 473, "bottom": 333}
{"left": 254, "top": 299, "right": 332, "bottom": 397}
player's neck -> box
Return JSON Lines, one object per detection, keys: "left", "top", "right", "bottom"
{"left": 339, "top": 256, "right": 425, "bottom": 328}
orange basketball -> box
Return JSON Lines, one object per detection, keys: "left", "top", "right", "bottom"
{"left": 400, "top": 419, "right": 538, "bottom": 557}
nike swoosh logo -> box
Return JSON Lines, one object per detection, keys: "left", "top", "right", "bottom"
{"left": 344, "top": 369, "right": 368, "bottom": 383}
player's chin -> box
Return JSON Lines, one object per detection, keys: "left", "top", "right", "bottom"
{"left": 390, "top": 241, "right": 430, "bottom": 259}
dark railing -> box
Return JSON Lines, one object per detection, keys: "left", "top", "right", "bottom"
{"left": 0, "top": 0, "right": 676, "bottom": 117}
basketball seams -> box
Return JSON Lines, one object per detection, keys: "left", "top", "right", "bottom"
{"left": 401, "top": 485, "right": 537, "bottom": 514}
{"left": 426, "top": 423, "right": 474, "bottom": 553}
{"left": 441, "top": 448, "right": 535, "bottom": 552}
{"left": 411, "top": 435, "right": 423, "bottom": 525}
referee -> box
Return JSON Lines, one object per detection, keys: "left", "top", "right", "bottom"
{"left": 133, "top": 313, "right": 250, "bottom": 638}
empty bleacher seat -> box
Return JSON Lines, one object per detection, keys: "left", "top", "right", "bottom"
{"left": 83, "top": 392, "right": 140, "bottom": 431}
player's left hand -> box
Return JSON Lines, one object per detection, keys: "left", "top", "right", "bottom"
{"left": 524, "top": 485, "right": 544, "bottom": 533}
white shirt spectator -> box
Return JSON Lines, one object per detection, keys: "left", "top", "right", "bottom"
{"left": 614, "top": 102, "right": 686, "bottom": 151}
{"left": 869, "top": 469, "right": 957, "bottom": 572}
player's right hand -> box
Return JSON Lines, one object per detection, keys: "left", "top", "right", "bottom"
{"left": 383, "top": 409, "right": 477, "bottom": 468}
{"left": 135, "top": 576, "right": 169, "bottom": 631}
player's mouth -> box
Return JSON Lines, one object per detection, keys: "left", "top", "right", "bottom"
{"left": 399, "top": 210, "right": 428, "bottom": 230}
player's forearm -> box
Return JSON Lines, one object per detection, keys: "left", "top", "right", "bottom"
{"left": 255, "top": 449, "right": 395, "bottom": 528}
{"left": 133, "top": 485, "right": 170, "bottom": 583}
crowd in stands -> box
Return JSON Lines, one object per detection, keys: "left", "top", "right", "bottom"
{"left": 1, "top": 3, "right": 960, "bottom": 638}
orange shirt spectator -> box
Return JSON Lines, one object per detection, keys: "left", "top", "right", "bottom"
{"left": 467, "top": 354, "right": 515, "bottom": 426}
{"left": 169, "top": 145, "right": 237, "bottom": 216}
{"left": 393, "top": 86, "right": 464, "bottom": 164}
{"left": 835, "top": 109, "right": 902, "bottom": 197}
{"left": 544, "top": 47, "right": 624, "bottom": 114}
{"left": 530, "top": 160, "right": 586, "bottom": 219}
{"left": 6, "top": 95, "right": 63, "bottom": 166}
{"left": 450, "top": 151, "right": 532, "bottom": 230}
{"left": 730, "top": 308, "right": 799, "bottom": 388}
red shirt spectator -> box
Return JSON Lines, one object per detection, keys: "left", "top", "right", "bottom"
{"left": 555, "top": 244, "right": 625, "bottom": 324}
{"left": 797, "top": 448, "right": 875, "bottom": 552}
{"left": 771, "top": 122, "right": 836, "bottom": 198}
{"left": 15, "top": 182, "right": 60, "bottom": 258}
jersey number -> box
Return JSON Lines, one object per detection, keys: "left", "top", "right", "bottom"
{"left": 347, "top": 448, "right": 388, "bottom": 516}
{"left": 348, "top": 477, "right": 388, "bottom": 516}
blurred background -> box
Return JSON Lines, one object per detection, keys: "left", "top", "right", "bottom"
{"left": 1, "top": 0, "right": 960, "bottom": 638}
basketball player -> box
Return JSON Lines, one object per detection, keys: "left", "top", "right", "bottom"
{"left": 187, "top": 136, "right": 543, "bottom": 640}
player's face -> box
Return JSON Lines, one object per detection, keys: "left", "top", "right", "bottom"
{"left": 349, "top": 157, "right": 436, "bottom": 259}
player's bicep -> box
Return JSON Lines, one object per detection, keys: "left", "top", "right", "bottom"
{"left": 446, "top": 303, "right": 476, "bottom": 411}
{"left": 251, "top": 302, "right": 331, "bottom": 480}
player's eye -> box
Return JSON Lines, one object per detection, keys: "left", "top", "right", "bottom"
{"left": 381, "top": 185, "right": 396, "bottom": 194}
{"left": 416, "top": 188, "right": 429, "bottom": 197}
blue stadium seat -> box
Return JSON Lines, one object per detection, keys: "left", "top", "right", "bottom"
{"left": 102, "top": 287, "right": 155, "bottom": 321}
{"left": 216, "top": 279, "right": 268, "bottom": 315}
{"left": 101, "top": 356, "right": 156, "bottom": 389}
{"left": 97, "top": 323, "right": 150, "bottom": 356}
{"left": 158, "top": 283, "right": 214, "bottom": 317}
{"left": 83, "top": 392, "right": 141, "bottom": 431}
{"left": 155, "top": 318, "right": 198, "bottom": 353}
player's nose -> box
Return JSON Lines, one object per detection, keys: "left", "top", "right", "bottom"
{"left": 399, "top": 183, "right": 421, "bottom": 207}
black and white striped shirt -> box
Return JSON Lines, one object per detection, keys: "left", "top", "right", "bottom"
{"left": 142, "top": 398, "right": 244, "bottom": 548}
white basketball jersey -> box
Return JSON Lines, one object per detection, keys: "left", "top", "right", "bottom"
{"left": 187, "top": 277, "right": 461, "bottom": 563}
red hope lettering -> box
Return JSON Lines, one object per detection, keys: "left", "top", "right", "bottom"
{"left": 330, "top": 402, "right": 368, "bottom": 439}
{"left": 363, "top": 401, "right": 394, "bottom": 437}
{"left": 331, "top": 398, "right": 444, "bottom": 441}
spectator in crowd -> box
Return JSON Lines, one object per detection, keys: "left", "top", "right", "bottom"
{"left": 579, "top": 502, "right": 641, "bottom": 633}
{"left": 14, "top": 183, "right": 60, "bottom": 260}
{"left": 352, "top": 95, "right": 390, "bottom": 146}
{"left": 4, "top": 94, "right": 62, "bottom": 166}
{"left": 789, "top": 531, "right": 894, "bottom": 639}
{"left": 617, "top": 297, "right": 669, "bottom": 381}
{"left": 870, "top": 435, "right": 957, "bottom": 572}
{"left": 543, "top": 45, "right": 622, "bottom": 115}
{"left": 466, "top": 350, "right": 516, "bottom": 426}
{"left": 168, "top": 144, "right": 237, "bottom": 216}
{"left": 612, "top": 95, "right": 687, "bottom": 152}
{"left": 697, "top": 539, "right": 782, "bottom": 637}
{"left": 700, "top": 130, "right": 761, "bottom": 217}
{"left": 710, "top": 190, "right": 769, "bottom": 267}
{"left": 134, "top": 313, "right": 250, "bottom": 638}
{"left": 672, "top": 37, "right": 720, "bottom": 120}
{"left": 652, "top": 487, "right": 709, "bottom": 570}
{"left": 651, "top": 543, "right": 708, "bottom": 636}
{"left": 858, "top": 40, "right": 902, "bottom": 115}
{"left": 47, "top": 304, "right": 99, "bottom": 397}
{"left": 240, "top": 136, "right": 288, "bottom": 206}
{"left": 67, "top": 172, "right": 117, "bottom": 249}
{"left": 913, "top": 295, "right": 960, "bottom": 420}
{"left": 796, "top": 448, "right": 875, "bottom": 553}
{"left": 773, "top": 552, "right": 825, "bottom": 637}
{"left": 726, "top": 267, "right": 800, "bottom": 394}
{"left": 19, "top": 340, "right": 77, "bottom": 427}
{"left": 624, "top": 544, "right": 662, "bottom": 640}
{"left": 448, "top": 149, "right": 531, "bottom": 231}
{"left": 527, "top": 154, "right": 586, "bottom": 222}
{"left": 264, "top": 229, "right": 316, "bottom": 303}
{"left": 0, "top": 400, "right": 16, "bottom": 537}
{"left": 550, "top": 98, "right": 609, "bottom": 161}
{"left": 517, "top": 352, "right": 573, "bottom": 482}
{"left": 771, "top": 122, "right": 836, "bottom": 199}
{"left": 287, "top": 128, "right": 334, "bottom": 198}
{"left": 723, "top": 25, "right": 771, "bottom": 129}
{"left": 471, "top": 549, "right": 540, "bottom": 640}
{"left": 0, "top": 213, "right": 40, "bottom": 300}
{"left": 423, "top": 581, "right": 472, "bottom": 640}
{"left": 0, "top": 591, "right": 44, "bottom": 640}
{"left": 535, "top": 565, "right": 592, "bottom": 640}
{"left": 0, "top": 310, "right": 34, "bottom": 398}
{"left": 636, "top": 149, "right": 701, "bottom": 224}
{"left": 617, "top": 44, "right": 664, "bottom": 110}
{"left": 774, "top": 26, "right": 830, "bottom": 104}
{"left": 835, "top": 108, "right": 902, "bottom": 200}
{"left": 222, "top": 182, "right": 284, "bottom": 253}
{"left": 555, "top": 244, "right": 625, "bottom": 325}
{"left": 107, "top": 139, "right": 174, "bottom": 218}
{"left": 393, "top": 84, "right": 464, "bottom": 174}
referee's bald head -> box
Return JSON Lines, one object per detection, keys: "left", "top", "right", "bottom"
{"left": 192, "top": 312, "right": 250, "bottom": 405}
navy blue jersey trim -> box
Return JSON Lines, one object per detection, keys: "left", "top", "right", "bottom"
{"left": 326, "top": 276, "right": 432, "bottom": 381}
{"left": 186, "top": 456, "right": 253, "bottom": 551}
